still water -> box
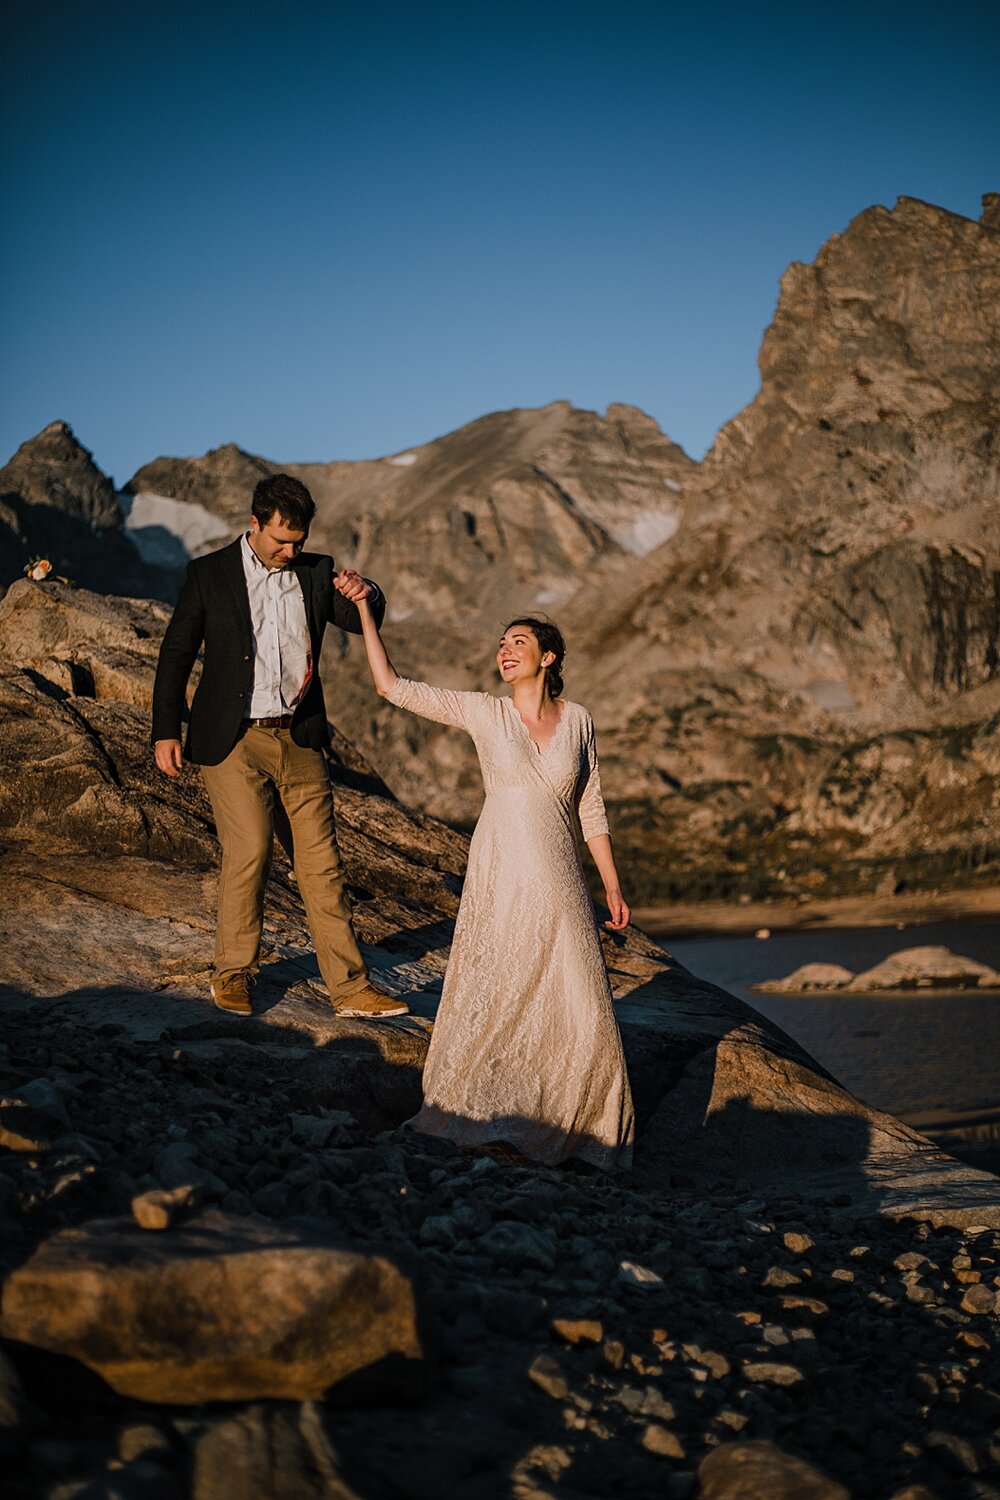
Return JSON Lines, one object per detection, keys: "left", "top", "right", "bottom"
{"left": 653, "top": 920, "right": 1000, "bottom": 1123}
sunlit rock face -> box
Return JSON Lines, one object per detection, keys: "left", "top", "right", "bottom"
{"left": 559, "top": 193, "right": 1000, "bottom": 903}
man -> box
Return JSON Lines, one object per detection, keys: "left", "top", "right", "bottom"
{"left": 152, "top": 472, "right": 408, "bottom": 1021}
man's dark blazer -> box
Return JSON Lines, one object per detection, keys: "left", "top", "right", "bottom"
{"left": 151, "top": 537, "right": 386, "bottom": 766}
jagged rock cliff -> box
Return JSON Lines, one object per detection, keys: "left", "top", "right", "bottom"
{"left": 559, "top": 194, "right": 1000, "bottom": 902}
{"left": 0, "top": 420, "right": 121, "bottom": 529}
{"left": 0, "top": 422, "right": 177, "bottom": 600}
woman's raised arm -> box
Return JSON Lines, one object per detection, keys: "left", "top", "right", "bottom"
{"left": 336, "top": 570, "right": 399, "bottom": 696}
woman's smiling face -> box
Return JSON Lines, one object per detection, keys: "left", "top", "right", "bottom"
{"left": 497, "top": 624, "right": 547, "bottom": 684}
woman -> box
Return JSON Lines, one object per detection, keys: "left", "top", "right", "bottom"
{"left": 338, "top": 571, "right": 634, "bottom": 1170}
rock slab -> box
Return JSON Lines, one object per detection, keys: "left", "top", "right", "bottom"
{"left": 0, "top": 1210, "right": 421, "bottom": 1403}
{"left": 698, "top": 1439, "right": 850, "bottom": 1500}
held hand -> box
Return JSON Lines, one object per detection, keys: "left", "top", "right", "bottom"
{"left": 154, "top": 739, "right": 184, "bottom": 778}
{"left": 334, "top": 568, "right": 371, "bottom": 605}
{"left": 603, "top": 887, "right": 630, "bottom": 931}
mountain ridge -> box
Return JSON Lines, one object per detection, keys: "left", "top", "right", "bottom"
{"left": 3, "top": 190, "right": 997, "bottom": 906}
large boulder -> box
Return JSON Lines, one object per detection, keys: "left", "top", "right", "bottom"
{"left": 697, "top": 1440, "right": 850, "bottom": 1500}
{"left": 0, "top": 1211, "right": 422, "bottom": 1402}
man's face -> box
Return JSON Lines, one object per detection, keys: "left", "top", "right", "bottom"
{"left": 249, "top": 514, "right": 309, "bottom": 569}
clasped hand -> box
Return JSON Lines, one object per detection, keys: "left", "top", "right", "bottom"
{"left": 334, "top": 568, "right": 371, "bottom": 604}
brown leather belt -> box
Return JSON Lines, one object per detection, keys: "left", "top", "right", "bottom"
{"left": 243, "top": 714, "right": 294, "bottom": 729}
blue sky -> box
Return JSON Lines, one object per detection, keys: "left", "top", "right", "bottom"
{"left": 2, "top": 0, "right": 997, "bottom": 484}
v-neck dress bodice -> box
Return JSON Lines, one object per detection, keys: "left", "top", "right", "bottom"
{"left": 384, "top": 677, "right": 634, "bottom": 1169}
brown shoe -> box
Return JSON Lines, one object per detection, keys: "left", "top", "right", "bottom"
{"left": 211, "top": 971, "right": 253, "bottom": 1015}
{"left": 332, "top": 984, "right": 409, "bottom": 1019}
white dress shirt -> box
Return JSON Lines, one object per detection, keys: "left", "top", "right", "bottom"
{"left": 241, "top": 533, "right": 313, "bottom": 717}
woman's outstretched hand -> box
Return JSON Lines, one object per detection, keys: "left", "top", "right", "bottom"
{"left": 344, "top": 567, "right": 399, "bottom": 696}
{"left": 604, "top": 888, "right": 630, "bottom": 931}
{"left": 334, "top": 567, "right": 371, "bottom": 604}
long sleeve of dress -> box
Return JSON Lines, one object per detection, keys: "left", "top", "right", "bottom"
{"left": 384, "top": 676, "right": 488, "bottom": 734}
{"left": 575, "top": 713, "right": 611, "bottom": 842}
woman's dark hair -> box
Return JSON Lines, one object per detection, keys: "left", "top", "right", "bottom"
{"left": 503, "top": 617, "right": 566, "bottom": 700}
{"left": 251, "top": 473, "right": 316, "bottom": 531}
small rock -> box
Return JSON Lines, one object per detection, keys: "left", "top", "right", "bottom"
{"left": 698, "top": 1439, "right": 849, "bottom": 1499}
{"left": 925, "top": 1428, "right": 980, "bottom": 1474}
{"left": 906, "top": 1284, "right": 936, "bottom": 1306}
{"left": 741, "top": 1361, "right": 805, "bottom": 1387}
{"left": 288, "top": 1114, "right": 335, "bottom": 1149}
{"left": 782, "top": 1232, "right": 814, "bottom": 1255}
{"left": 602, "top": 1339, "right": 626, "bottom": 1371}
{"left": 752, "top": 961, "right": 854, "bottom": 993}
{"left": 777, "top": 1295, "right": 829, "bottom": 1317}
{"left": 961, "top": 1284, "right": 997, "bottom": 1315}
{"left": 527, "top": 1354, "right": 569, "bottom": 1401}
{"left": 641, "top": 1424, "right": 686, "bottom": 1458}
{"left": 131, "top": 1186, "right": 196, "bottom": 1231}
{"left": 613, "top": 1383, "right": 646, "bottom": 1413}
{"left": 551, "top": 1317, "right": 603, "bottom": 1345}
{"left": 640, "top": 1388, "right": 676, "bottom": 1422}
{"left": 618, "top": 1260, "right": 664, "bottom": 1287}
{"left": 117, "top": 1423, "right": 173, "bottom": 1464}
{"left": 894, "top": 1252, "right": 930, "bottom": 1271}
{"left": 762, "top": 1266, "right": 801, "bottom": 1289}
{"left": 478, "top": 1221, "right": 556, "bottom": 1271}
{"left": 418, "top": 1214, "right": 459, "bottom": 1248}
{"left": 682, "top": 1343, "right": 731, "bottom": 1378}
{"left": 830, "top": 1268, "right": 854, "bottom": 1282}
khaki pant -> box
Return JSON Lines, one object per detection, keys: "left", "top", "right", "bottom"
{"left": 201, "top": 727, "right": 368, "bottom": 1002}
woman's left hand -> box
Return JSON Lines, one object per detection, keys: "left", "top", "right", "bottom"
{"left": 603, "top": 888, "right": 630, "bottom": 931}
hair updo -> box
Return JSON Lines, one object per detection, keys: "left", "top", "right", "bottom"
{"left": 503, "top": 617, "right": 566, "bottom": 700}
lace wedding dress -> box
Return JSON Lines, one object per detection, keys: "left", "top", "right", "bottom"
{"left": 385, "top": 678, "right": 634, "bottom": 1169}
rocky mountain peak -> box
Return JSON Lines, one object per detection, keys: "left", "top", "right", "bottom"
{"left": 0, "top": 420, "right": 121, "bottom": 529}
{"left": 126, "top": 442, "right": 274, "bottom": 526}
